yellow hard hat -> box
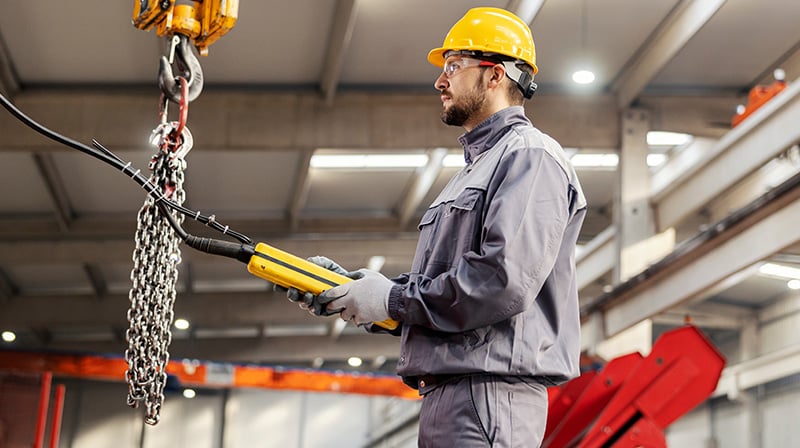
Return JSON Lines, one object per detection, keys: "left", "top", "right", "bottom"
{"left": 428, "top": 7, "right": 538, "bottom": 75}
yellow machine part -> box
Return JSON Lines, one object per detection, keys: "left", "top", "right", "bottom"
{"left": 156, "top": 2, "right": 202, "bottom": 41}
{"left": 132, "top": 0, "right": 169, "bottom": 30}
{"left": 132, "top": 0, "right": 239, "bottom": 55}
{"left": 196, "top": 0, "right": 239, "bottom": 53}
{"left": 247, "top": 243, "right": 400, "bottom": 331}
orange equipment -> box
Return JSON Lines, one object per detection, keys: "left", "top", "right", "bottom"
{"left": 731, "top": 69, "right": 788, "bottom": 127}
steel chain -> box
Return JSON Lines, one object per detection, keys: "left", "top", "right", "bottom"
{"left": 125, "top": 123, "right": 190, "bottom": 425}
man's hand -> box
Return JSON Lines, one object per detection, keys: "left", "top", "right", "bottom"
{"left": 275, "top": 255, "right": 350, "bottom": 315}
{"left": 319, "top": 269, "right": 392, "bottom": 325}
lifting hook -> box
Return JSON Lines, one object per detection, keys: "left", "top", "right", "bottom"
{"left": 158, "top": 34, "right": 204, "bottom": 104}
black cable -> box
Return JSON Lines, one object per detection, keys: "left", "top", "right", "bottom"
{"left": 91, "top": 139, "right": 252, "bottom": 245}
{"left": 0, "top": 92, "right": 255, "bottom": 258}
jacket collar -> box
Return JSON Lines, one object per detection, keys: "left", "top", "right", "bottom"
{"left": 457, "top": 106, "right": 531, "bottom": 164}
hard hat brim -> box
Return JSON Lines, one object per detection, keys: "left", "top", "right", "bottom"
{"left": 427, "top": 47, "right": 448, "bottom": 68}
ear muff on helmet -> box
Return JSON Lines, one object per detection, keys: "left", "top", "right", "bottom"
{"left": 501, "top": 61, "right": 537, "bottom": 99}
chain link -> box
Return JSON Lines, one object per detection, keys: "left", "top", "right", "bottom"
{"left": 125, "top": 123, "right": 191, "bottom": 425}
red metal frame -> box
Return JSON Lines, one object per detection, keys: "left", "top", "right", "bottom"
{"left": 544, "top": 353, "right": 643, "bottom": 447}
{"left": 48, "top": 384, "right": 66, "bottom": 448}
{"left": 33, "top": 372, "right": 52, "bottom": 448}
{"left": 543, "top": 325, "right": 725, "bottom": 448}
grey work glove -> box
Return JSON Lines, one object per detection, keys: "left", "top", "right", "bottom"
{"left": 319, "top": 268, "right": 392, "bottom": 326}
{"left": 275, "top": 255, "right": 350, "bottom": 316}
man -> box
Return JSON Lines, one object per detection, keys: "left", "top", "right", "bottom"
{"left": 289, "top": 7, "right": 586, "bottom": 447}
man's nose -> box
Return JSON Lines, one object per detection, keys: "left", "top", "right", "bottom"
{"left": 434, "top": 71, "right": 449, "bottom": 91}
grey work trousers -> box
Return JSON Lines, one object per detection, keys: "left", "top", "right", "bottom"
{"left": 417, "top": 373, "right": 548, "bottom": 447}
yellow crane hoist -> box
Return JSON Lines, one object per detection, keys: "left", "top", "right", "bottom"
{"left": 133, "top": 0, "right": 239, "bottom": 103}
{"left": 133, "top": 0, "right": 238, "bottom": 56}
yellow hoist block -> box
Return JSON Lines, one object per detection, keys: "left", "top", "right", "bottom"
{"left": 133, "top": 0, "right": 239, "bottom": 55}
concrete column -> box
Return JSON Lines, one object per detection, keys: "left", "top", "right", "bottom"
{"left": 580, "top": 312, "right": 605, "bottom": 355}
{"left": 739, "top": 318, "right": 762, "bottom": 448}
{"left": 605, "top": 109, "right": 657, "bottom": 354}
{"left": 615, "top": 108, "right": 657, "bottom": 282}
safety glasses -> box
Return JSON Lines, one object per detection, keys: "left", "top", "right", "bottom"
{"left": 442, "top": 58, "right": 497, "bottom": 79}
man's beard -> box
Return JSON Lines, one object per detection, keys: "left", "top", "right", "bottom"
{"left": 441, "top": 82, "right": 486, "bottom": 127}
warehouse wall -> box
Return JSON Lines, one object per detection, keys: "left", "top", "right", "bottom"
{"left": 666, "top": 380, "right": 800, "bottom": 448}
{"left": 665, "top": 295, "right": 800, "bottom": 448}
{"left": 41, "top": 378, "right": 421, "bottom": 448}
{"left": 15, "top": 369, "right": 800, "bottom": 447}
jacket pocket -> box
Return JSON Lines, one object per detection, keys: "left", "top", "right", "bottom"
{"left": 432, "top": 188, "right": 485, "bottom": 265}
{"left": 410, "top": 207, "right": 440, "bottom": 273}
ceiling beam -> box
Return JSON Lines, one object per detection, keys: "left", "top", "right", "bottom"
{"left": 183, "top": 261, "right": 195, "bottom": 294}
{"left": 759, "top": 291, "right": 800, "bottom": 325}
{"left": 0, "top": 267, "right": 18, "bottom": 302}
{"left": 598, "top": 182, "right": 800, "bottom": 338}
{"left": 613, "top": 0, "right": 727, "bottom": 108}
{"left": 576, "top": 226, "right": 615, "bottom": 291}
{"left": 0, "top": 90, "right": 741, "bottom": 154}
{"left": 754, "top": 38, "right": 800, "bottom": 86}
{"left": 0, "top": 235, "right": 418, "bottom": 265}
{"left": 655, "top": 300, "right": 755, "bottom": 329}
{"left": 289, "top": 149, "right": 314, "bottom": 231}
{"left": 32, "top": 152, "right": 74, "bottom": 232}
{"left": 396, "top": 147, "right": 447, "bottom": 227}
{"left": 685, "top": 300, "right": 757, "bottom": 320}
{"left": 0, "top": 29, "right": 19, "bottom": 97}
{"left": 0, "top": 290, "right": 326, "bottom": 328}
{"left": 507, "top": 0, "right": 546, "bottom": 24}
{"left": 713, "top": 343, "right": 800, "bottom": 400}
{"left": 653, "top": 78, "right": 800, "bottom": 229}
{"left": 330, "top": 318, "right": 348, "bottom": 340}
{"left": 0, "top": 211, "right": 422, "bottom": 239}
{"left": 36, "top": 334, "right": 400, "bottom": 364}
{"left": 652, "top": 311, "right": 742, "bottom": 330}
{"left": 319, "top": 0, "right": 360, "bottom": 105}
{"left": 82, "top": 263, "right": 108, "bottom": 298}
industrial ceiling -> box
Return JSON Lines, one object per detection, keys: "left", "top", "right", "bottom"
{"left": 1, "top": 0, "right": 799, "bottom": 376}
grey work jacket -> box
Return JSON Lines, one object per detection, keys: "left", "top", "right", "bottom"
{"left": 385, "top": 106, "right": 587, "bottom": 390}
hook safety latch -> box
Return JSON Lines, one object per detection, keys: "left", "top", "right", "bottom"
{"left": 158, "top": 34, "right": 204, "bottom": 104}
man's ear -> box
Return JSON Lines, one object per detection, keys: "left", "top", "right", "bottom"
{"left": 486, "top": 65, "right": 505, "bottom": 89}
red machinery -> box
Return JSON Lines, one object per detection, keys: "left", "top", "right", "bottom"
{"left": 544, "top": 325, "right": 725, "bottom": 448}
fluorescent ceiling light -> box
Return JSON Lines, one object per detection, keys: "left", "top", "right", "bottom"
{"left": 647, "top": 153, "right": 668, "bottom": 167}
{"left": 174, "top": 318, "right": 190, "bottom": 330}
{"left": 759, "top": 262, "right": 800, "bottom": 280}
{"left": 571, "top": 153, "right": 668, "bottom": 168}
{"left": 443, "top": 154, "right": 466, "bottom": 167}
{"left": 195, "top": 326, "right": 261, "bottom": 339}
{"left": 647, "top": 131, "right": 692, "bottom": 147}
{"left": 368, "top": 255, "right": 386, "bottom": 271}
{"left": 571, "top": 153, "right": 619, "bottom": 168}
{"left": 263, "top": 324, "right": 328, "bottom": 337}
{"left": 311, "top": 154, "right": 428, "bottom": 169}
{"left": 183, "top": 388, "right": 196, "bottom": 399}
{"left": 1, "top": 331, "right": 15, "bottom": 342}
{"left": 572, "top": 70, "right": 596, "bottom": 85}
{"left": 372, "top": 355, "right": 387, "bottom": 368}
{"left": 347, "top": 357, "right": 363, "bottom": 367}
{"left": 788, "top": 279, "right": 800, "bottom": 290}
